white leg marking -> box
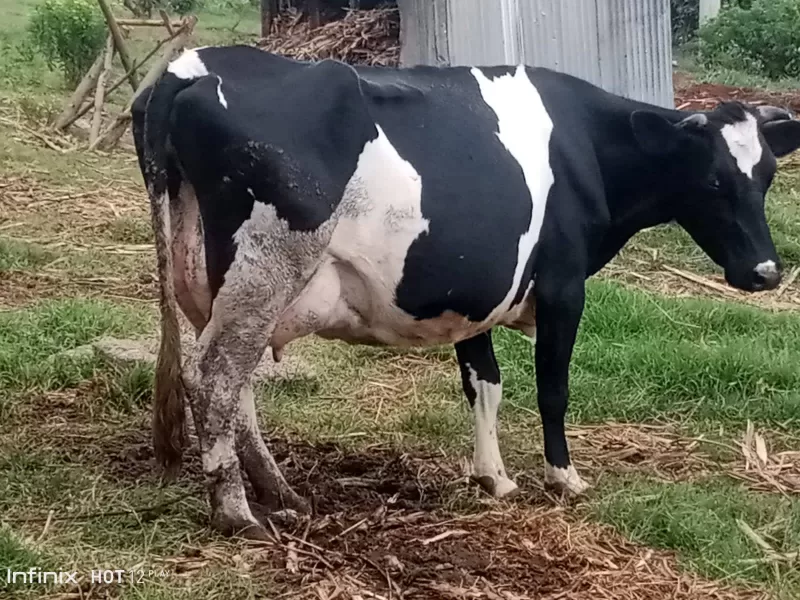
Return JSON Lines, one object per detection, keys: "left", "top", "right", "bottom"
{"left": 467, "top": 365, "right": 518, "bottom": 498}
{"left": 470, "top": 66, "right": 554, "bottom": 320}
{"left": 721, "top": 113, "right": 762, "bottom": 178}
{"left": 544, "top": 462, "right": 590, "bottom": 495}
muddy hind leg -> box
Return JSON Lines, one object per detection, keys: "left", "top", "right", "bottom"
{"left": 185, "top": 208, "right": 331, "bottom": 538}
{"left": 237, "top": 382, "right": 309, "bottom": 514}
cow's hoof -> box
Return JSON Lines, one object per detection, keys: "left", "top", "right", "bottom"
{"left": 211, "top": 511, "right": 271, "bottom": 541}
{"left": 472, "top": 474, "right": 520, "bottom": 499}
{"left": 544, "top": 463, "right": 590, "bottom": 496}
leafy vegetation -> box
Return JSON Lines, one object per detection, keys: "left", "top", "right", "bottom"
{"left": 698, "top": 0, "right": 800, "bottom": 80}
{"left": 27, "top": 0, "right": 107, "bottom": 86}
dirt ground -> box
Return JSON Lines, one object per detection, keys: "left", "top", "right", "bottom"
{"left": 673, "top": 72, "right": 800, "bottom": 112}
{"left": 68, "top": 418, "right": 774, "bottom": 600}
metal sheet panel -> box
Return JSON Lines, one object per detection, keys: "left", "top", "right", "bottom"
{"left": 398, "top": 0, "right": 673, "bottom": 108}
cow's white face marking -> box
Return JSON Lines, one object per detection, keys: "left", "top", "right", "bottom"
{"left": 470, "top": 66, "right": 554, "bottom": 318}
{"left": 467, "top": 365, "right": 518, "bottom": 498}
{"left": 721, "top": 113, "right": 762, "bottom": 178}
{"left": 167, "top": 49, "right": 209, "bottom": 80}
{"left": 216, "top": 76, "right": 228, "bottom": 109}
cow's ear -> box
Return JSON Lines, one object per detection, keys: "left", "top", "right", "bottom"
{"left": 762, "top": 119, "right": 800, "bottom": 157}
{"left": 631, "top": 110, "right": 686, "bottom": 155}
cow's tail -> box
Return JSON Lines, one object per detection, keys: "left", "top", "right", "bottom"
{"left": 140, "top": 71, "right": 200, "bottom": 478}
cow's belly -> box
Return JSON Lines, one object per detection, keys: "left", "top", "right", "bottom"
{"left": 269, "top": 253, "right": 535, "bottom": 354}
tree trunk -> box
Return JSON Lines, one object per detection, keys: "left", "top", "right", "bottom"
{"left": 261, "top": 0, "right": 278, "bottom": 37}
{"left": 308, "top": 0, "right": 321, "bottom": 28}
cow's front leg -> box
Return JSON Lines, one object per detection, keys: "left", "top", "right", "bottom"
{"left": 535, "top": 277, "right": 590, "bottom": 495}
{"left": 456, "top": 332, "right": 519, "bottom": 498}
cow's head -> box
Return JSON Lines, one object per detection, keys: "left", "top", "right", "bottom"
{"left": 630, "top": 101, "right": 800, "bottom": 291}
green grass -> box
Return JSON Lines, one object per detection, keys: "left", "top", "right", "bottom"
{"left": 0, "top": 525, "right": 55, "bottom": 594}
{"left": 675, "top": 47, "right": 800, "bottom": 91}
{"left": 0, "top": 238, "right": 54, "bottom": 271}
{"left": 593, "top": 477, "right": 800, "bottom": 596}
{"left": 0, "top": 298, "right": 153, "bottom": 397}
{"left": 496, "top": 280, "right": 800, "bottom": 429}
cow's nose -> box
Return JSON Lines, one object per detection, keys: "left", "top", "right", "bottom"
{"left": 753, "top": 260, "right": 782, "bottom": 291}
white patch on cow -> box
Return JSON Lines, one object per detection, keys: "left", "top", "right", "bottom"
{"left": 470, "top": 66, "right": 554, "bottom": 321}
{"left": 280, "top": 124, "right": 434, "bottom": 345}
{"left": 202, "top": 437, "right": 230, "bottom": 473}
{"left": 755, "top": 260, "right": 778, "bottom": 277}
{"left": 544, "top": 462, "right": 590, "bottom": 495}
{"left": 167, "top": 49, "right": 209, "bottom": 80}
{"left": 721, "top": 113, "right": 762, "bottom": 178}
{"left": 467, "top": 365, "right": 518, "bottom": 498}
{"left": 216, "top": 76, "right": 228, "bottom": 109}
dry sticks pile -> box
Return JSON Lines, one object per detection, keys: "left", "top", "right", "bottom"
{"left": 258, "top": 8, "right": 401, "bottom": 67}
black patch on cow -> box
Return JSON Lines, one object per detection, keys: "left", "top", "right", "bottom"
{"left": 357, "top": 65, "right": 536, "bottom": 323}
{"left": 166, "top": 53, "right": 377, "bottom": 296}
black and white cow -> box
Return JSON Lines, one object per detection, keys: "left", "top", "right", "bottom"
{"left": 132, "top": 45, "right": 800, "bottom": 539}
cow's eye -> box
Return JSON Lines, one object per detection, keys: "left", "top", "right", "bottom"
{"left": 707, "top": 177, "right": 721, "bottom": 191}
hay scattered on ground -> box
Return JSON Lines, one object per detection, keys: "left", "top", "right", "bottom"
{"left": 150, "top": 441, "right": 767, "bottom": 600}
{"left": 258, "top": 8, "right": 400, "bottom": 66}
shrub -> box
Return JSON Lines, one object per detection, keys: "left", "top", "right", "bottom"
{"left": 671, "top": 0, "right": 699, "bottom": 46}
{"left": 167, "top": 0, "right": 202, "bottom": 15}
{"left": 121, "top": 0, "right": 161, "bottom": 18}
{"left": 698, "top": 0, "right": 800, "bottom": 79}
{"left": 122, "top": 0, "right": 201, "bottom": 18}
{"left": 27, "top": 0, "right": 107, "bottom": 87}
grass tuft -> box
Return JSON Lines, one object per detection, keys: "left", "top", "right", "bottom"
{"left": 0, "top": 299, "right": 153, "bottom": 399}
{"left": 496, "top": 280, "right": 800, "bottom": 429}
{"left": 0, "top": 238, "right": 54, "bottom": 272}
{"left": 592, "top": 476, "right": 800, "bottom": 593}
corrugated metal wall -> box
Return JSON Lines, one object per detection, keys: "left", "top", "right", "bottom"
{"left": 398, "top": 0, "right": 673, "bottom": 108}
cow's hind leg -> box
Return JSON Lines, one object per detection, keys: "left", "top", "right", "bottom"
{"left": 455, "top": 332, "right": 519, "bottom": 498}
{"left": 237, "top": 381, "right": 308, "bottom": 513}
{"left": 186, "top": 203, "right": 332, "bottom": 538}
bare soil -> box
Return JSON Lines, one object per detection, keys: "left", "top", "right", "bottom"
{"left": 674, "top": 72, "right": 800, "bottom": 111}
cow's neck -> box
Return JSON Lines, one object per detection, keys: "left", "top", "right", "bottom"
{"left": 588, "top": 96, "right": 687, "bottom": 275}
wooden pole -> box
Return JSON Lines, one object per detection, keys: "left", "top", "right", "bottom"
{"left": 53, "top": 51, "right": 104, "bottom": 131}
{"left": 59, "top": 26, "right": 180, "bottom": 132}
{"left": 117, "top": 17, "right": 182, "bottom": 28}
{"left": 90, "top": 35, "right": 115, "bottom": 146}
{"left": 308, "top": 0, "right": 321, "bottom": 28}
{"left": 158, "top": 10, "right": 175, "bottom": 36}
{"left": 261, "top": 0, "right": 278, "bottom": 37}
{"left": 91, "top": 17, "right": 196, "bottom": 151}
{"left": 96, "top": 0, "right": 140, "bottom": 91}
